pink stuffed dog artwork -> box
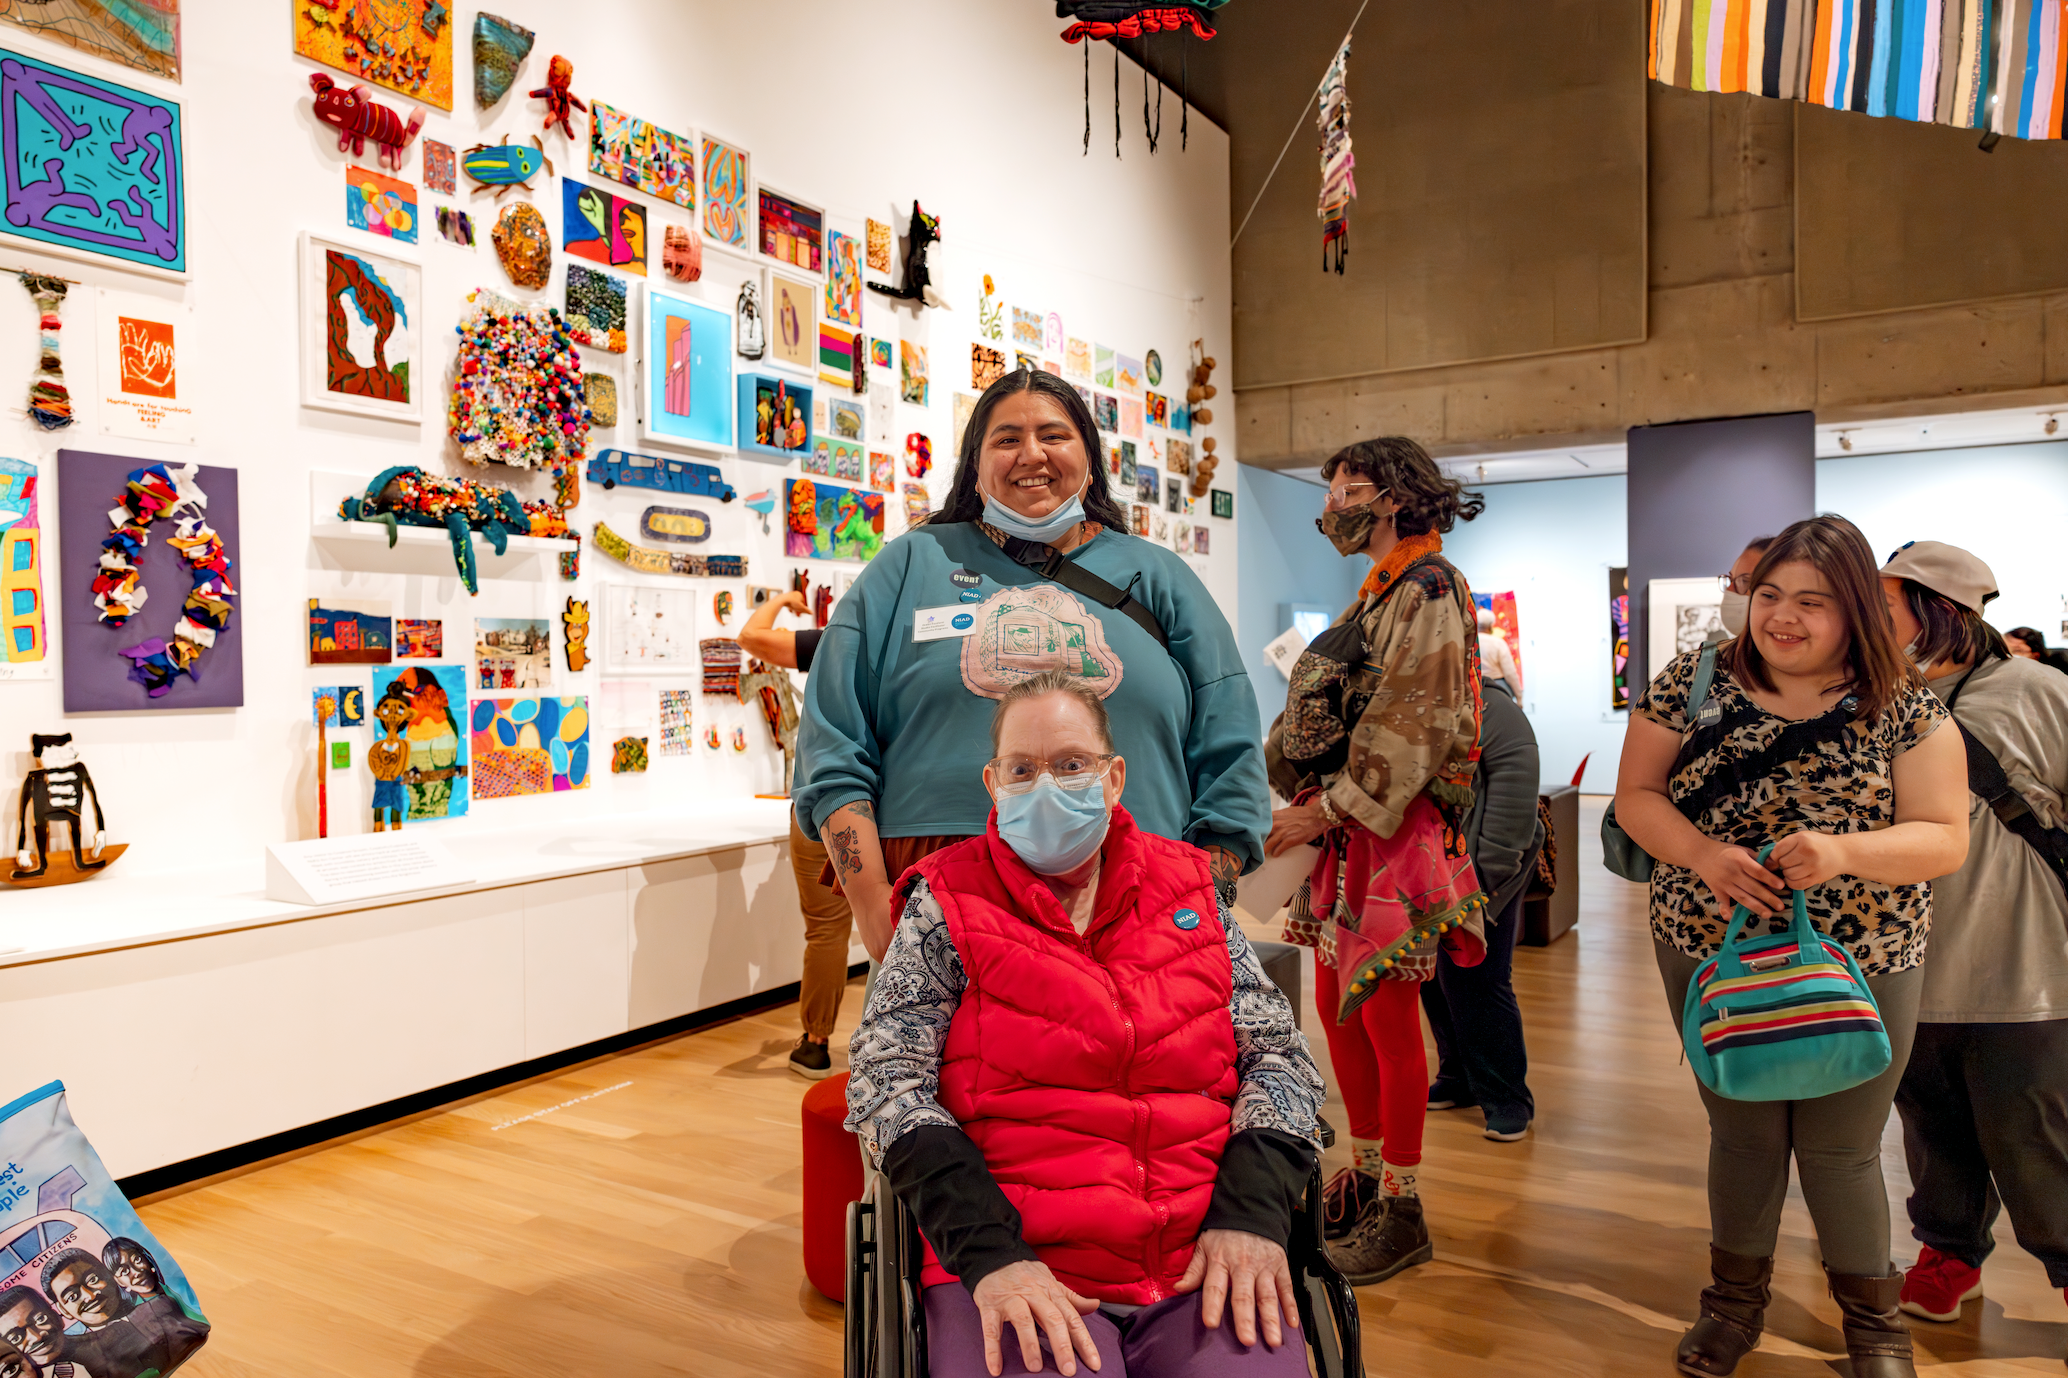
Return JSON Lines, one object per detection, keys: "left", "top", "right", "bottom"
{"left": 310, "top": 74, "right": 426, "bottom": 171}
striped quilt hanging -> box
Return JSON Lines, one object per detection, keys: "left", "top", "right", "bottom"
{"left": 1650, "top": 0, "right": 2068, "bottom": 142}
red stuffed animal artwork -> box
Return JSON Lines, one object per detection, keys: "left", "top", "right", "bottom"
{"left": 309, "top": 74, "right": 426, "bottom": 171}
{"left": 530, "top": 55, "right": 586, "bottom": 140}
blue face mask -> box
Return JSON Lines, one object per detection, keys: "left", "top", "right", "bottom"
{"left": 996, "top": 777, "right": 1110, "bottom": 875}
{"left": 981, "top": 477, "right": 1087, "bottom": 544}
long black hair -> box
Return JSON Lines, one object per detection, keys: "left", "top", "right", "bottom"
{"left": 931, "top": 369, "right": 1130, "bottom": 530}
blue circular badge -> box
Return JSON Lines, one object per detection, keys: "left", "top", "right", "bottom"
{"left": 951, "top": 612, "right": 975, "bottom": 630}
{"left": 959, "top": 589, "right": 982, "bottom": 603}
{"left": 1173, "top": 908, "right": 1201, "bottom": 931}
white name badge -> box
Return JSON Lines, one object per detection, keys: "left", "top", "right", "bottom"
{"left": 914, "top": 604, "right": 982, "bottom": 642}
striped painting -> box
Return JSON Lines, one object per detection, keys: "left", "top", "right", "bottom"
{"left": 1650, "top": 0, "right": 2068, "bottom": 141}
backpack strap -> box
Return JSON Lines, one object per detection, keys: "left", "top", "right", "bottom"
{"left": 1951, "top": 718, "right": 2068, "bottom": 896}
{"left": 1687, "top": 641, "right": 1719, "bottom": 730}
{"left": 995, "top": 531, "right": 1168, "bottom": 648}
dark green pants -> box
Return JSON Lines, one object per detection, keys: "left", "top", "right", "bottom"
{"left": 1656, "top": 941, "right": 1923, "bottom": 1276}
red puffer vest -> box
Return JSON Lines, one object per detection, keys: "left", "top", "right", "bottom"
{"left": 907, "top": 805, "right": 1237, "bottom": 1304}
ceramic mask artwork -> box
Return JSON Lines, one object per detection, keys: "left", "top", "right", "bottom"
{"left": 473, "top": 13, "right": 535, "bottom": 107}
{"left": 492, "top": 202, "right": 551, "bottom": 289}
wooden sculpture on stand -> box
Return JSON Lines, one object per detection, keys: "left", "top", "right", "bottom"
{"left": 9, "top": 733, "right": 123, "bottom": 887}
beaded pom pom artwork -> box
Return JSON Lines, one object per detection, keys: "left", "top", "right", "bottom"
{"left": 449, "top": 290, "right": 592, "bottom": 473}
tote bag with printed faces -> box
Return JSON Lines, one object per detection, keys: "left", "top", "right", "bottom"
{"left": 0, "top": 1082, "right": 208, "bottom": 1377}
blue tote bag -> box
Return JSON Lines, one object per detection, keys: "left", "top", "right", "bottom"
{"left": 1681, "top": 848, "right": 1892, "bottom": 1102}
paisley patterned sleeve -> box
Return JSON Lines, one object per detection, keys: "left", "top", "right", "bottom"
{"left": 1224, "top": 905, "right": 1326, "bottom": 1145}
{"left": 844, "top": 878, "right": 968, "bottom": 1164}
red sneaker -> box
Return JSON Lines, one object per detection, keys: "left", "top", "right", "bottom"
{"left": 1898, "top": 1246, "right": 1983, "bottom": 1322}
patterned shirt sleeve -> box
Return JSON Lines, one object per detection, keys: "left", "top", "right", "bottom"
{"left": 1223, "top": 904, "right": 1326, "bottom": 1144}
{"left": 844, "top": 878, "right": 967, "bottom": 1164}
{"left": 1895, "top": 683, "right": 1952, "bottom": 753}
{"left": 1634, "top": 649, "right": 1697, "bottom": 732}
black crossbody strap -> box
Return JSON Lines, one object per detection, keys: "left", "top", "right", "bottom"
{"left": 996, "top": 532, "right": 1168, "bottom": 647}
{"left": 1943, "top": 662, "right": 2068, "bottom": 896}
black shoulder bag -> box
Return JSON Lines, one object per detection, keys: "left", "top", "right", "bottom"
{"left": 1944, "top": 664, "right": 2068, "bottom": 900}
{"left": 994, "top": 531, "right": 1168, "bottom": 648}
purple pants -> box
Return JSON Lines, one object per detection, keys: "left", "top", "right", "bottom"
{"left": 922, "top": 1284, "right": 1313, "bottom": 1377}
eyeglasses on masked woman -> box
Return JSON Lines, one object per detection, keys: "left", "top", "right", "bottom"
{"left": 985, "top": 752, "right": 1119, "bottom": 796}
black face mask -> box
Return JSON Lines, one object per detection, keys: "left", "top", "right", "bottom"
{"left": 1316, "top": 504, "right": 1379, "bottom": 557}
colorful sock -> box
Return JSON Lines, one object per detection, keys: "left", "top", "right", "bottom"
{"left": 1352, "top": 1137, "right": 1385, "bottom": 1178}
{"left": 1380, "top": 1157, "right": 1419, "bottom": 1198}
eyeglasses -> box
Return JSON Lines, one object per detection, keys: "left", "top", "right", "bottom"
{"left": 1717, "top": 573, "right": 1756, "bottom": 595}
{"left": 986, "top": 753, "right": 1117, "bottom": 796}
{"left": 1323, "top": 482, "right": 1387, "bottom": 511}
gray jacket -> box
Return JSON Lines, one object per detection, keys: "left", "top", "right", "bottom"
{"left": 1922, "top": 654, "right": 2068, "bottom": 1022}
{"left": 1467, "top": 680, "right": 1543, "bottom": 918}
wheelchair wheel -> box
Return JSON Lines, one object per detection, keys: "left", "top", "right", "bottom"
{"left": 1291, "top": 1164, "right": 1364, "bottom": 1378}
{"left": 845, "top": 1197, "right": 876, "bottom": 1378}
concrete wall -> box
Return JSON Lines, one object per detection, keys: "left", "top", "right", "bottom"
{"left": 1239, "top": 84, "right": 2068, "bottom": 468}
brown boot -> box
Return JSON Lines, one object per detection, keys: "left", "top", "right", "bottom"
{"left": 1676, "top": 1247, "right": 1773, "bottom": 1377}
{"left": 1825, "top": 1267, "right": 1916, "bottom": 1378}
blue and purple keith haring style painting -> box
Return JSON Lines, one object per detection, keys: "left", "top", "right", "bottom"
{"left": 0, "top": 50, "right": 184, "bottom": 272}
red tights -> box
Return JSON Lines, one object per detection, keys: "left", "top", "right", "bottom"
{"left": 1311, "top": 952, "right": 1427, "bottom": 1166}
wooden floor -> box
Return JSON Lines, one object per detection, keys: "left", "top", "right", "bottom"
{"left": 146, "top": 798, "right": 2066, "bottom": 1377}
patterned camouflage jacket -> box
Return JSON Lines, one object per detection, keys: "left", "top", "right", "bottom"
{"left": 1266, "top": 535, "right": 1483, "bottom": 838}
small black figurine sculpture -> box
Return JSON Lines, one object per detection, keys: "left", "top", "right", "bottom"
{"left": 13, "top": 733, "right": 109, "bottom": 880}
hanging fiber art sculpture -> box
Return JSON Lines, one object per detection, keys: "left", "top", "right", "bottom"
{"left": 1317, "top": 36, "right": 1356, "bottom": 274}
{"left": 1057, "top": 2, "right": 1231, "bottom": 154}
{"left": 19, "top": 273, "right": 73, "bottom": 430}
{"left": 94, "top": 463, "right": 235, "bottom": 697}
{"left": 450, "top": 291, "right": 592, "bottom": 473}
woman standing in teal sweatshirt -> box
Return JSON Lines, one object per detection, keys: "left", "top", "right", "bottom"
{"left": 796, "top": 368, "right": 1269, "bottom": 959}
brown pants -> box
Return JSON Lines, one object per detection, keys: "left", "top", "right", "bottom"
{"left": 790, "top": 809, "right": 855, "bottom": 1041}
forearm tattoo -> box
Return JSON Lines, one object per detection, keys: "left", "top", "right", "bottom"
{"left": 832, "top": 825, "right": 863, "bottom": 878}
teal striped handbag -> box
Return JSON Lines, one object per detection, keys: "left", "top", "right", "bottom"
{"left": 1680, "top": 847, "right": 1891, "bottom": 1102}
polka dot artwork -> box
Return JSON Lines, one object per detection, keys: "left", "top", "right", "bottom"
{"left": 492, "top": 201, "right": 552, "bottom": 289}
{"left": 469, "top": 695, "right": 591, "bottom": 798}
{"left": 450, "top": 290, "right": 592, "bottom": 472}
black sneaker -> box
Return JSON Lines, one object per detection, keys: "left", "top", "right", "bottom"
{"left": 1321, "top": 1167, "right": 1382, "bottom": 1241}
{"left": 1328, "top": 1193, "right": 1433, "bottom": 1286}
{"left": 788, "top": 1036, "right": 834, "bottom": 1080}
{"left": 1427, "top": 1079, "right": 1475, "bottom": 1111}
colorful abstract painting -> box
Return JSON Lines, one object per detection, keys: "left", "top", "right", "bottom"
{"left": 819, "top": 322, "right": 856, "bottom": 390}
{"left": 398, "top": 618, "right": 443, "bottom": 657}
{"left": 760, "top": 189, "right": 821, "bottom": 271}
{"left": 1609, "top": 566, "right": 1630, "bottom": 710}
{"left": 422, "top": 138, "right": 455, "bottom": 193}
{"left": 866, "top": 217, "right": 893, "bottom": 272}
{"left": 900, "top": 341, "right": 928, "bottom": 406}
{"left": 1012, "top": 307, "right": 1043, "bottom": 349}
{"left": 300, "top": 231, "right": 420, "bottom": 420}
{"left": 471, "top": 695, "right": 591, "bottom": 798}
{"left": 701, "top": 135, "right": 749, "bottom": 247}
{"left": 565, "top": 265, "right": 628, "bottom": 354}
{"left": 972, "top": 344, "right": 1005, "bottom": 391}
{"left": 563, "top": 178, "right": 647, "bottom": 277}
{"left": 0, "top": 456, "right": 45, "bottom": 678}
{"left": 294, "top": 0, "right": 453, "bottom": 111}
{"left": 0, "top": 0, "right": 178, "bottom": 81}
{"left": 785, "top": 479, "right": 885, "bottom": 562}
{"left": 0, "top": 49, "right": 184, "bottom": 272}
{"left": 870, "top": 337, "right": 893, "bottom": 371}
{"left": 825, "top": 228, "right": 862, "bottom": 326}
{"left": 1066, "top": 338, "right": 1091, "bottom": 381}
{"left": 658, "top": 687, "right": 694, "bottom": 756}
{"left": 345, "top": 167, "right": 418, "bottom": 243}
{"left": 1094, "top": 345, "right": 1115, "bottom": 388}
{"left": 370, "top": 665, "right": 470, "bottom": 820}
{"left": 308, "top": 597, "right": 393, "bottom": 665}
{"left": 590, "top": 100, "right": 695, "bottom": 208}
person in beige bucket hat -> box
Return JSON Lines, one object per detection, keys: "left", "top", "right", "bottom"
{"left": 1878, "top": 539, "right": 2068, "bottom": 1342}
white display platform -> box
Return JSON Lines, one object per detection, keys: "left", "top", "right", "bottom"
{"left": 0, "top": 801, "right": 817, "bottom": 1180}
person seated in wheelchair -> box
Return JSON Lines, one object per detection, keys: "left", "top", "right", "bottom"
{"left": 846, "top": 668, "right": 1328, "bottom": 1377}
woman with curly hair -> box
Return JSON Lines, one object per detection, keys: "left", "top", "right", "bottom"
{"left": 1264, "top": 436, "right": 1491, "bottom": 1285}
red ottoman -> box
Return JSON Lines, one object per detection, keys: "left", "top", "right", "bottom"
{"left": 801, "top": 1071, "right": 866, "bottom": 1301}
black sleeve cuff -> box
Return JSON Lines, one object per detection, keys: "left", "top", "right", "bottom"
{"left": 882, "top": 1124, "right": 1040, "bottom": 1294}
{"left": 1201, "top": 1128, "right": 1319, "bottom": 1251}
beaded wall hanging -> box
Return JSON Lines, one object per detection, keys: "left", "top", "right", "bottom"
{"left": 450, "top": 290, "right": 591, "bottom": 473}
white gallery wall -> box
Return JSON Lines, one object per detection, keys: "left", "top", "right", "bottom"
{"left": 0, "top": 0, "right": 1238, "bottom": 878}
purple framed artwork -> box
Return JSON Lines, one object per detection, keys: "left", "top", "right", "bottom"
{"left": 59, "top": 449, "right": 242, "bottom": 711}
{"left": 0, "top": 49, "right": 185, "bottom": 272}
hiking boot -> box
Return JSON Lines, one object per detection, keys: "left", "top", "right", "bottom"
{"left": 788, "top": 1036, "right": 833, "bottom": 1080}
{"left": 1320, "top": 1167, "right": 1381, "bottom": 1242}
{"left": 1675, "top": 1247, "right": 1771, "bottom": 1377}
{"left": 1327, "top": 1192, "right": 1432, "bottom": 1285}
{"left": 1826, "top": 1266, "right": 1916, "bottom": 1378}
{"left": 1898, "top": 1246, "right": 1982, "bottom": 1322}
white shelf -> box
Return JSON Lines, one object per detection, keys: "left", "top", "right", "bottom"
{"left": 310, "top": 468, "right": 580, "bottom": 583}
